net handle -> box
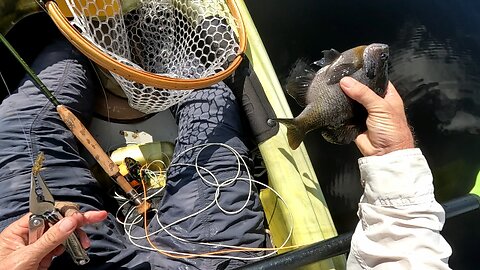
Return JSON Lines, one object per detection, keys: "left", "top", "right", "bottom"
{"left": 45, "top": 0, "right": 246, "bottom": 90}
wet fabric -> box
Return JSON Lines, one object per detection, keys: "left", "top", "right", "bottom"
{"left": 0, "top": 38, "right": 265, "bottom": 269}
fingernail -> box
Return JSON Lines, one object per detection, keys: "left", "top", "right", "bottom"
{"left": 84, "top": 237, "right": 91, "bottom": 248}
{"left": 59, "top": 218, "right": 76, "bottom": 232}
{"left": 340, "top": 77, "right": 355, "bottom": 89}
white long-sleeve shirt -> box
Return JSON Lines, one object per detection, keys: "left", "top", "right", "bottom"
{"left": 347, "top": 148, "right": 452, "bottom": 270}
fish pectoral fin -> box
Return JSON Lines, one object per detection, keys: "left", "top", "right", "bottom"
{"left": 326, "top": 63, "right": 360, "bottom": 85}
{"left": 321, "top": 125, "right": 362, "bottom": 145}
{"left": 286, "top": 59, "right": 315, "bottom": 107}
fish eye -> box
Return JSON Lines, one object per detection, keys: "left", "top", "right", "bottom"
{"left": 380, "top": 52, "right": 388, "bottom": 60}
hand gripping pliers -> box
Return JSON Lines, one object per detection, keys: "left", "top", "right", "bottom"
{"left": 29, "top": 152, "right": 90, "bottom": 265}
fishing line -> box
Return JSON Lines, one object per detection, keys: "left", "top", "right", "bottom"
{"left": 40, "top": 0, "right": 115, "bottom": 154}
{"left": 1, "top": 30, "right": 301, "bottom": 259}
{"left": 0, "top": 34, "right": 60, "bottom": 106}
{"left": 33, "top": 0, "right": 48, "bottom": 14}
{"left": 114, "top": 159, "right": 168, "bottom": 227}
{"left": 113, "top": 158, "right": 168, "bottom": 203}
{"left": 90, "top": 61, "right": 111, "bottom": 123}
{"left": 138, "top": 179, "right": 297, "bottom": 260}
{"left": 1, "top": 66, "right": 36, "bottom": 167}
{"left": 152, "top": 178, "right": 293, "bottom": 254}
{"left": 1, "top": 35, "right": 305, "bottom": 259}
{"left": 0, "top": 71, "right": 10, "bottom": 94}
{"left": 0, "top": 31, "right": 150, "bottom": 212}
{"left": 88, "top": 60, "right": 125, "bottom": 157}
{"left": 1, "top": 8, "right": 304, "bottom": 259}
{"left": 112, "top": 142, "right": 303, "bottom": 260}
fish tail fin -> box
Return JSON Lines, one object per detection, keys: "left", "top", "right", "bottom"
{"left": 272, "top": 118, "right": 305, "bottom": 150}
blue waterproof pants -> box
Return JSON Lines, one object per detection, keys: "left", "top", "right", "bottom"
{"left": 0, "top": 38, "right": 265, "bottom": 269}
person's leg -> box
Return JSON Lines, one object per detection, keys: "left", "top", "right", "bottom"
{"left": 147, "top": 83, "right": 266, "bottom": 269}
{"left": 0, "top": 37, "right": 100, "bottom": 228}
{"left": 0, "top": 38, "right": 151, "bottom": 269}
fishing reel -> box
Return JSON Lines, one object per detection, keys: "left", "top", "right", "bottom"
{"left": 121, "top": 157, "right": 143, "bottom": 191}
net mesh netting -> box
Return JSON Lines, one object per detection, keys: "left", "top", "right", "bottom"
{"left": 64, "top": 0, "right": 240, "bottom": 114}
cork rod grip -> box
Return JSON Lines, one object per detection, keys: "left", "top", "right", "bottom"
{"left": 56, "top": 105, "right": 150, "bottom": 213}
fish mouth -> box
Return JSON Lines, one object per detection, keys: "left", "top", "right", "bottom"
{"left": 363, "top": 43, "right": 390, "bottom": 80}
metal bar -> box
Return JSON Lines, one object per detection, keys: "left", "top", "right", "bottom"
{"left": 444, "top": 194, "right": 480, "bottom": 219}
{"left": 237, "top": 193, "right": 480, "bottom": 270}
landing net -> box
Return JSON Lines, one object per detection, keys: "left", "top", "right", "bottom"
{"left": 48, "top": 0, "right": 245, "bottom": 113}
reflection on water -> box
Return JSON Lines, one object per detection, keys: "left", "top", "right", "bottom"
{"left": 392, "top": 24, "right": 480, "bottom": 135}
{"left": 390, "top": 19, "right": 480, "bottom": 203}
{"left": 246, "top": 0, "right": 480, "bottom": 268}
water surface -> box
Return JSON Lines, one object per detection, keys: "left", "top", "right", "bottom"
{"left": 245, "top": 0, "right": 480, "bottom": 268}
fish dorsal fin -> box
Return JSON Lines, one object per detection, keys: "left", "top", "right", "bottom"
{"left": 285, "top": 59, "right": 316, "bottom": 107}
{"left": 312, "top": 49, "right": 341, "bottom": 68}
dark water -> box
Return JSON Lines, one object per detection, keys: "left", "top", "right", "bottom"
{"left": 245, "top": 0, "right": 480, "bottom": 268}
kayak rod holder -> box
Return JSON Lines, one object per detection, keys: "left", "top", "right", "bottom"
{"left": 237, "top": 193, "right": 480, "bottom": 270}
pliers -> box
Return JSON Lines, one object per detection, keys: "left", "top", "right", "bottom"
{"left": 29, "top": 152, "right": 90, "bottom": 265}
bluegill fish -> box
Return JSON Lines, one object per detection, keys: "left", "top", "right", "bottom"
{"left": 274, "top": 43, "right": 389, "bottom": 150}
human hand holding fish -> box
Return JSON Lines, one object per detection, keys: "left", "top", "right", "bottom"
{"left": 339, "top": 77, "right": 415, "bottom": 156}
{"left": 272, "top": 43, "right": 390, "bottom": 149}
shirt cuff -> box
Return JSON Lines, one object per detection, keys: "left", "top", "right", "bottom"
{"left": 358, "top": 148, "right": 435, "bottom": 206}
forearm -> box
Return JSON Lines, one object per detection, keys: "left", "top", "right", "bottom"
{"left": 347, "top": 148, "right": 452, "bottom": 269}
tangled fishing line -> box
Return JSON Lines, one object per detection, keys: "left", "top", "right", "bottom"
{"left": 114, "top": 143, "right": 298, "bottom": 259}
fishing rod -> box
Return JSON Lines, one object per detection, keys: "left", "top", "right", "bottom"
{"left": 0, "top": 33, "right": 150, "bottom": 214}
